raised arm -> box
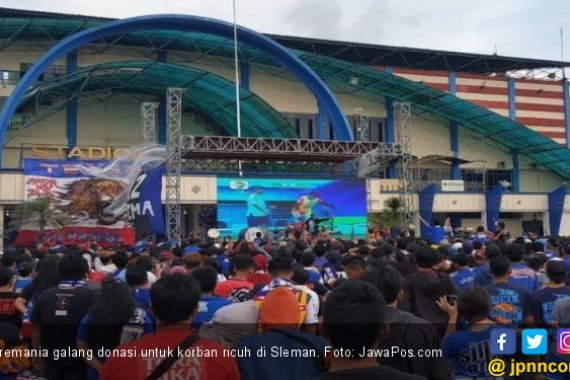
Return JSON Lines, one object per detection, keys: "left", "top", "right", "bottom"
{"left": 418, "top": 215, "right": 430, "bottom": 226}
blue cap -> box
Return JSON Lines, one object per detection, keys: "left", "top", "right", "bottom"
{"left": 183, "top": 245, "right": 201, "bottom": 256}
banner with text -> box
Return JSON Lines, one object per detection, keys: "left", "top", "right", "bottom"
{"left": 22, "top": 158, "right": 165, "bottom": 244}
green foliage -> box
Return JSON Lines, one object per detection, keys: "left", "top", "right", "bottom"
{"left": 383, "top": 197, "right": 401, "bottom": 214}
{"left": 369, "top": 197, "right": 403, "bottom": 229}
{"left": 10, "top": 197, "right": 70, "bottom": 232}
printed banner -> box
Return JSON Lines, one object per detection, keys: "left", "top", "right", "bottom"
{"left": 24, "top": 159, "right": 129, "bottom": 228}
{"left": 127, "top": 165, "right": 165, "bottom": 236}
{"left": 22, "top": 158, "right": 165, "bottom": 244}
{"left": 14, "top": 227, "right": 135, "bottom": 247}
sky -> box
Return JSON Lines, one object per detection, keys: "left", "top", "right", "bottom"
{"left": 5, "top": 0, "right": 570, "bottom": 61}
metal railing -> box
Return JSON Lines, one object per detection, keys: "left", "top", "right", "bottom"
{"left": 413, "top": 167, "right": 513, "bottom": 192}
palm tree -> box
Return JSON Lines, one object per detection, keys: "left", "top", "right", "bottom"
{"left": 10, "top": 197, "right": 70, "bottom": 233}
{"left": 383, "top": 197, "right": 401, "bottom": 215}
{"left": 369, "top": 197, "right": 403, "bottom": 230}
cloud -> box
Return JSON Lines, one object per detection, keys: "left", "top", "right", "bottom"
{"left": 280, "top": 0, "right": 343, "bottom": 39}
{"left": 2, "top": 0, "right": 570, "bottom": 61}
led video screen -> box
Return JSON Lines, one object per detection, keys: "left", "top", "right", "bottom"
{"left": 217, "top": 177, "right": 367, "bottom": 238}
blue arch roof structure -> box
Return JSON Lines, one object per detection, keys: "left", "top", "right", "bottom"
{"left": 1, "top": 14, "right": 570, "bottom": 179}
{"left": 0, "top": 14, "right": 353, "bottom": 158}
{"left": 12, "top": 61, "right": 296, "bottom": 140}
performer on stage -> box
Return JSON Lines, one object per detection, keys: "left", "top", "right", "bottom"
{"left": 291, "top": 191, "right": 335, "bottom": 221}
{"left": 246, "top": 187, "right": 271, "bottom": 227}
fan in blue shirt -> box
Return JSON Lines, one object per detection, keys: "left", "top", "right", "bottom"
{"left": 532, "top": 260, "right": 570, "bottom": 324}
{"left": 451, "top": 254, "right": 475, "bottom": 291}
{"left": 190, "top": 266, "right": 232, "bottom": 328}
{"left": 125, "top": 266, "right": 153, "bottom": 323}
{"left": 506, "top": 243, "right": 539, "bottom": 292}
{"left": 486, "top": 256, "right": 534, "bottom": 327}
{"left": 473, "top": 243, "right": 503, "bottom": 287}
{"left": 439, "top": 287, "right": 495, "bottom": 378}
{"left": 419, "top": 216, "right": 445, "bottom": 244}
{"left": 14, "top": 261, "right": 33, "bottom": 294}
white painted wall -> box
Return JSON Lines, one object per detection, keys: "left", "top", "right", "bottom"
{"left": 501, "top": 194, "right": 548, "bottom": 212}
{"left": 520, "top": 170, "right": 562, "bottom": 193}
{"left": 1, "top": 46, "right": 66, "bottom": 71}
{"left": 458, "top": 134, "right": 511, "bottom": 169}
{"left": 410, "top": 118, "right": 449, "bottom": 156}
{"left": 433, "top": 193, "right": 485, "bottom": 212}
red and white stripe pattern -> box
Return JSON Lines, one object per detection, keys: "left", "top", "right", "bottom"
{"left": 456, "top": 73, "right": 510, "bottom": 118}
{"left": 392, "top": 68, "right": 449, "bottom": 92}
{"left": 373, "top": 66, "right": 567, "bottom": 145}
{"left": 514, "top": 78, "right": 565, "bottom": 144}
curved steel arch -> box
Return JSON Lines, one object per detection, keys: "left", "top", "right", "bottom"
{"left": 0, "top": 14, "right": 352, "bottom": 157}
{"left": 13, "top": 61, "right": 296, "bottom": 140}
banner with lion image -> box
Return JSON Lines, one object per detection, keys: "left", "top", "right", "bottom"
{"left": 24, "top": 159, "right": 129, "bottom": 227}
{"left": 18, "top": 156, "right": 165, "bottom": 246}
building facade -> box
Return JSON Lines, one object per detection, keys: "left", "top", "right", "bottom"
{"left": 0, "top": 8, "right": 569, "bottom": 239}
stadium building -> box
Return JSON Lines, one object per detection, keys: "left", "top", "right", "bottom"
{"left": 1, "top": 7, "right": 570, "bottom": 243}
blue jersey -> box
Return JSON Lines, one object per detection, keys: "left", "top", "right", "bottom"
{"left": 532, "top": 286, "right": 570, "bottom": 324}
{"left": 217, "top": 253, "right": 230, "bottom": 275}
{"left": 451, "top": 268, "right": 475, "bottom": 291}
{"left": 486, "top": 282, "right": 532, "bottom": 327}
{"left": 131, "top": 289, "right": 152, "bottom": 321}
{"left": 13, "top": 278, "right": 32, "bottom": 294}
{"left": 474, "top": 265, "right": 493, "bottom": 287}
{"left": 509, "top": 262, "right": 539, "bottom": 293}
{"left": 427, "top": 225, "right": 445, "bottom": 244}
{"left": 443, "top": 327, "right": 493, "bottom": 378}
{"left": 191, "top": 295, "right": 232, "bottom": 328}
{"left": 305, "top": 268, "right": 321, "bottom": 285}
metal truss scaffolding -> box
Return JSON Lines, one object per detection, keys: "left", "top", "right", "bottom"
{"left": 165, "top": 88, "right": 183, "bottom": 240}
{"left": 182, "top": 135, "right": 384, "bottom": 162}
{"left": 395, "top": 102, "right": 414, "bottom": 229}
{"left": 141, "top": 102, "right": 159, "bottom": 144}
{"left": 354, "top": 108, "right": 370, "bottom": 142}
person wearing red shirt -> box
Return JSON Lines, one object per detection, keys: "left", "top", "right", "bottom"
{"left": 214, "top": 254, "right": 254, "bottom": 302}
{"left": 247, "top": 254, "right": 271, "bottom": 286}
{"left": 100, "top": 274, "right": 239, "bottom": 380}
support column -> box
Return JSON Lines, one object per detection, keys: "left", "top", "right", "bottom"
{"left": 562, "top": 79, "right": 570, "bottom": 148}
{"left": 158, "top": 103, "right": 167, "bottom": 145}
{"left": 507, "top": 78, "right": 516, "bottom": 120}
{"left": 316, "top": 101, "right": 329, "bottom": 140}
{"left": 157, "top": 50, "right": 168, "bottom": 145}
{"left": 385, "top": 66, "right": 396, "bottom": 178}
{"left": 448, "top": 71, "right": 461, "bottom": 179}
{"left": 450, "top": 214, "right": 461, "bottom": 231}
{"left": 0, "top": 205, "right": 4, "bottom": 252}
{"left": 511, "top": 150, "right": 520, "bottom": 192}
{"left": 419, "top": 183, "right": 437, "bottom": 239}
{"left": 507, "top": 78, "right": 520, "bottom": 192}
{"left": 485, "top": 185, "right": 504, "bottom": 231}
{"left": 66, "top": 50, "right": 78, "bottom": 148}
{"left": 165, "top": 88, "right": 183, "bottom": 240}
{"left": 548, "top": 185, "right": 567, "bottom": 236}
{"left": 240, "top": 62, "right": 250, "bottom": 91}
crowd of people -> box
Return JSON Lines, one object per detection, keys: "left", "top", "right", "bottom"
{"left": 0, "top": 219, "right": 569, "bottom": 379}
